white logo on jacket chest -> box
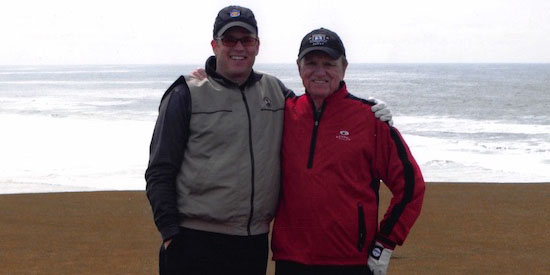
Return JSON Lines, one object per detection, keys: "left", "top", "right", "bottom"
{"left": 262, "top": 97, "right": 272, "bottom": 108}
{"left": 336, "top": 130, "right": 351, "bottom": 141}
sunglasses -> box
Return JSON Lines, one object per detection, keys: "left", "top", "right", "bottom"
{"left": 217, "top": 36, "right": 258, "bottom": 47}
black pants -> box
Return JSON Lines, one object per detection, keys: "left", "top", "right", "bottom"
{"left": 275, "top": 260, "right": 371, "bottom": 275}
{"left": 159, "top": 227, "right": 268, "bottom": 275}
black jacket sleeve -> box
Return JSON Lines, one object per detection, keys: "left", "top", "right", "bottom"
{"left": 275, "top": 77, "right": 296, "bottom": 98}
{"left": 145, "top": 76, "right": 191, "bottom": 241}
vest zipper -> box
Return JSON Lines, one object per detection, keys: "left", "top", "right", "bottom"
{"left": 240, "top": 89, "right": 255, "bottom": 236}
{"left": 307, "top": 101, "right": 325, "bottom": 169}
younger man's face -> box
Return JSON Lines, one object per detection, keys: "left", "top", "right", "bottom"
{"left": 211, "top": 27, "right": 259, "bottom": 82}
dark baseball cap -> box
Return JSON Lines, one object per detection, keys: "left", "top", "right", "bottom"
{"left": 213, "top": 6, "right": 258, "bottom": 38}
{"left": 298, "top": 28, "right": 346, "bottom": 60}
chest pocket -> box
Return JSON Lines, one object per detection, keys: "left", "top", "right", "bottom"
{"left": 189, "top": 105, "right": 235, "bottom": 149}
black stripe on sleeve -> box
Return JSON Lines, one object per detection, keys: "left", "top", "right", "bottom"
{"left": 380, "top": 128, "right": 416, "bottom": 236}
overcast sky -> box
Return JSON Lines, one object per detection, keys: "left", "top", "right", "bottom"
{"left": 2, "top": 0, "right": 550, "bottom": 65}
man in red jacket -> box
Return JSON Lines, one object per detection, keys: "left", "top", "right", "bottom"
{"left": 271, "top": 28, "right": 426, "bottom": 275}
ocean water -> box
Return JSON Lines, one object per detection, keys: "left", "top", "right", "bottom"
{"left": 1, "top": 64, "right": 549, "bottom": 194}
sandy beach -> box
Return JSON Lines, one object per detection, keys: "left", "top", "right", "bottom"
{"left": 1, "top": 183, "right": 549, "bottom": 274}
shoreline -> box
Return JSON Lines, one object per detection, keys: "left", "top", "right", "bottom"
{"left": 1, "top": 183, "right": 549, "bottom": 274}
{"left": 2, "top": 181, "right": 549, "bottom": 196}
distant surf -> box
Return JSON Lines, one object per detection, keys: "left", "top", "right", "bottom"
{"left": 1, "top": 64, "right": 549, "bottom": 194}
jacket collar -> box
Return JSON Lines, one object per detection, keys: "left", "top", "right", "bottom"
{"left": 205, "top": 56, "right": 263, "bottom": 89}
{"left": 306, "top": 80, "right": 349, "bottom": 106}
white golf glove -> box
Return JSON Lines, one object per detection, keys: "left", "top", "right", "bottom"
{"left": 368, "top": 241, "right": 393, "bottom": 275}
{"left": 368, "top": 97, "right": 394, "bottom": 127}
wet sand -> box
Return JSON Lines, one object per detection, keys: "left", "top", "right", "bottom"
{"left": 1, "top": 183, "right": 549, "bottom": 274}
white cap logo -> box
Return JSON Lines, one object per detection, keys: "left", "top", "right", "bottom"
{"left": 230, "top": 9, "right": 241, "bottom": 17}
{"left": 310, "top": 34, "right": 328, "bottom": 46}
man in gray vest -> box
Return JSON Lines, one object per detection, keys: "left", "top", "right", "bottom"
{"left": 145, "top": 5, "right": 392, "bottom": 275}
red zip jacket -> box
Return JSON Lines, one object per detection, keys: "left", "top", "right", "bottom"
{"left": 272, "top": 83, "right": 425, "bottom": 265}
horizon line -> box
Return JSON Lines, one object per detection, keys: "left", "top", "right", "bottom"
{"left": 2, "top": 62, "right": 550, "bottom": 66}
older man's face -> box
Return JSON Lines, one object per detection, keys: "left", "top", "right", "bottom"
{"left": 298, "top": 51, "right": 347, "bottom": 103}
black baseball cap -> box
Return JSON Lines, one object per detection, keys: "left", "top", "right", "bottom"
{"left": 213, "top": 6, "right": 258, "bottom": 38}
{"left": 298, "top": 28, "right": 346, "bottom": 60}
